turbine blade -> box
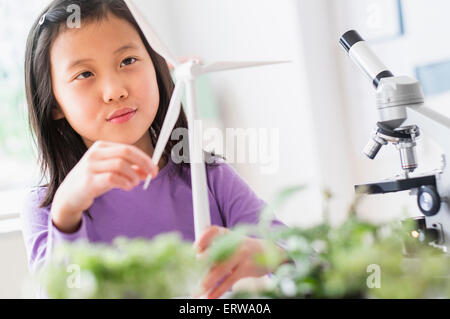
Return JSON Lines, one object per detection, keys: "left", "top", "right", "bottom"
{"left": 143, "top": 80, "right": 185, "bottom": 189}
{"left": 201, "top": 60, "right": 290, "bottom": 74}
{"left": 124, "top": 0, "right": 179, "bottom": 68}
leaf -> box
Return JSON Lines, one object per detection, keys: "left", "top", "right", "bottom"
{"left": 39, "top": 233, "right": 208, "bottom": 299}
{"left": 207, "top": 231, "right": 245, "bottom": 263}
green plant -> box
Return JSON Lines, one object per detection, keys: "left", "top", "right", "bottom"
{"left": 38, "top": 185, "right": 450, "bottom": 299}
{"left": 38, "top": 233, "right": 208, "bottom": 298}
{"left": 207, "top": 186, "right": 450, "bottom": 299}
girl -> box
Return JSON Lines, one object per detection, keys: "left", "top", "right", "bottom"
{"left": 22, "top": 0, "right": 288, "bottom": 299}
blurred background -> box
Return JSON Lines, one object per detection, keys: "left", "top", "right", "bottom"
{"left": 1, "top": 0, "right": 449, "bottom": 298}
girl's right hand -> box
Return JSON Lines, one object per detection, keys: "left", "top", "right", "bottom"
{"left": 51, "top": 140, "right": 159, "bottom": 233}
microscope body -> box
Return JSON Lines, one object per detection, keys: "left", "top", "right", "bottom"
{"left": 340, "top": 30, "right": 450, "bottom": 252}
{"left": 365, "top": 76, "right": 449, "bottom": 251}
{"left": 402, "top": 98, "right": 450, "bottom": 251}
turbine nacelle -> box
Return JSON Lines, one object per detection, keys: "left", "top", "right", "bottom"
{"left": 173, "top": 59, "right": 203, "bottom": 80}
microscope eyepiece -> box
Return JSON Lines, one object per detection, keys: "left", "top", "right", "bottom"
{"left": 339, "top": 30, "right": 394, "bottom": 88}
{"left": 339, "top": 30, "right": 364, "bottom": 53}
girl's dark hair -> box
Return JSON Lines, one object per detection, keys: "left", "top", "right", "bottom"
{"left": 25, "top": 0, "right": 221, "bottom": 208}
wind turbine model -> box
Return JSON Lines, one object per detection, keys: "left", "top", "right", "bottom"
{"left": 125, "top": 0, "right": 288, "bottom": 241}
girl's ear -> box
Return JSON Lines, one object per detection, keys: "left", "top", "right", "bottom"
{"left": 52, "top": 106, "right": 65, "bottom": 120}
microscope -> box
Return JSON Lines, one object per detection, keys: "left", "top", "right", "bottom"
{"left": 339, "top": 30, "right": 450, "bottom": 253}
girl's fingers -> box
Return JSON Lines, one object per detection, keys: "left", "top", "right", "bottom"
{"left": 194, "top": 225, "right": 228, "bottom": 253}
{"left": 131, "top": 165, "right": 150, "bottom": 180}
{"left": 93, "top": 171, "right": 134, "bottom": 192}
{"left": 206, "top": 265, "right": 244, "bottom": 299}
{"left": 92, "top": 141, "right": 157, "bottom": 176}
{"left": 200, "top": 250, "right": 241, "bottom": 294}
{"left": 90, "top": 158, "right": 141, "bottom": 185}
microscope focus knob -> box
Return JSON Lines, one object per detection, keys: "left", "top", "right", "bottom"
{"left": 417, "top": 185, "right": 441, "bottom": 216}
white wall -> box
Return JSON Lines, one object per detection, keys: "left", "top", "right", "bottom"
{"left": 0, "top": 233, "right": 30, "bottom": 298}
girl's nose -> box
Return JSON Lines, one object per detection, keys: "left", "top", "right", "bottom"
{"left": 103, "top": 79, "right": 129, "bottom": 103}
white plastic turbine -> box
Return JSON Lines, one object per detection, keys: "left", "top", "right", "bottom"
{"left": 125, "top": 0, "right": 289, "bottom": 241}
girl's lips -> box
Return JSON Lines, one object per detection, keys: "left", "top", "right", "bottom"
{"left": 107, "top": 109, "right": 136, "bottom": 124}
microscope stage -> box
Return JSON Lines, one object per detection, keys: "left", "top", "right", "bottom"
{"left": 355, "top": 174, "right": 436, "bottom": 194}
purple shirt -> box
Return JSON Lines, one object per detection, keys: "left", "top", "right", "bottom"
{"left": 21, "top": 156, "right": 285, "bottom": 275}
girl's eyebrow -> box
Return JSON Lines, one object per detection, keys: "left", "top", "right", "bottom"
{"left": 66, "top": 43, "right": 139, "bottom": 71}
{"left": 114, "top": 42, "right": 139, "bottom": 54}
{"left": 67, "top": 58, "right": 94, "bottom": 71}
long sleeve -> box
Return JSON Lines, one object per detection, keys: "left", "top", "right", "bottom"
{"left": 206, "top": 160, "right": 293, "bottom": 275}
{"left": 20, "top": 187, "right": 89, "bottom": 275}
{"left": 206, "top": 160, "right": 286, "bottom": 230}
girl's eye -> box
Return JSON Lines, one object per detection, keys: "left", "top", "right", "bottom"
{"left": 76, "top": 71, "right": 93, "bottom": 80}
{"left": 121, "top": 57, "right": 137, "bottom": 67}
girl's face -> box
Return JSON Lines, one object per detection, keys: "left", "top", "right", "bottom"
{"left": 50, "top": 13, "right": 159, "bottom": 149}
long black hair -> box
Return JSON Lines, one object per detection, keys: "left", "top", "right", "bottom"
{"left": 25, "top": 0, "right": 220, "bottom": 208}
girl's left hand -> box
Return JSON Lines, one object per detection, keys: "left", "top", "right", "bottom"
{"left": 193, "top": 225, "right": 286, "bottom": 299}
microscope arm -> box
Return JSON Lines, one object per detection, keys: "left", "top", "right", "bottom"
{"left": 404, "top": 104, "right": 450, "bottom": 205}
{"left": 404, "top": 104, "right": 450, "bottom": 155}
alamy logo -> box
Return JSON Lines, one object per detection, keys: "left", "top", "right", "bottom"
{"left": 366, "top": 264, "right": 381, "bottom": 288}
{"left": 366, "top": 2, "right": 382, "bottom": 30}
{"left": 170, "top": 121, "right": 280, "bottom": 175}
{"left": 66, "top": 4, "right": 81, "bottom": 29}
{"left": 66, "top": 264, "right": 81, "bottom": 288}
